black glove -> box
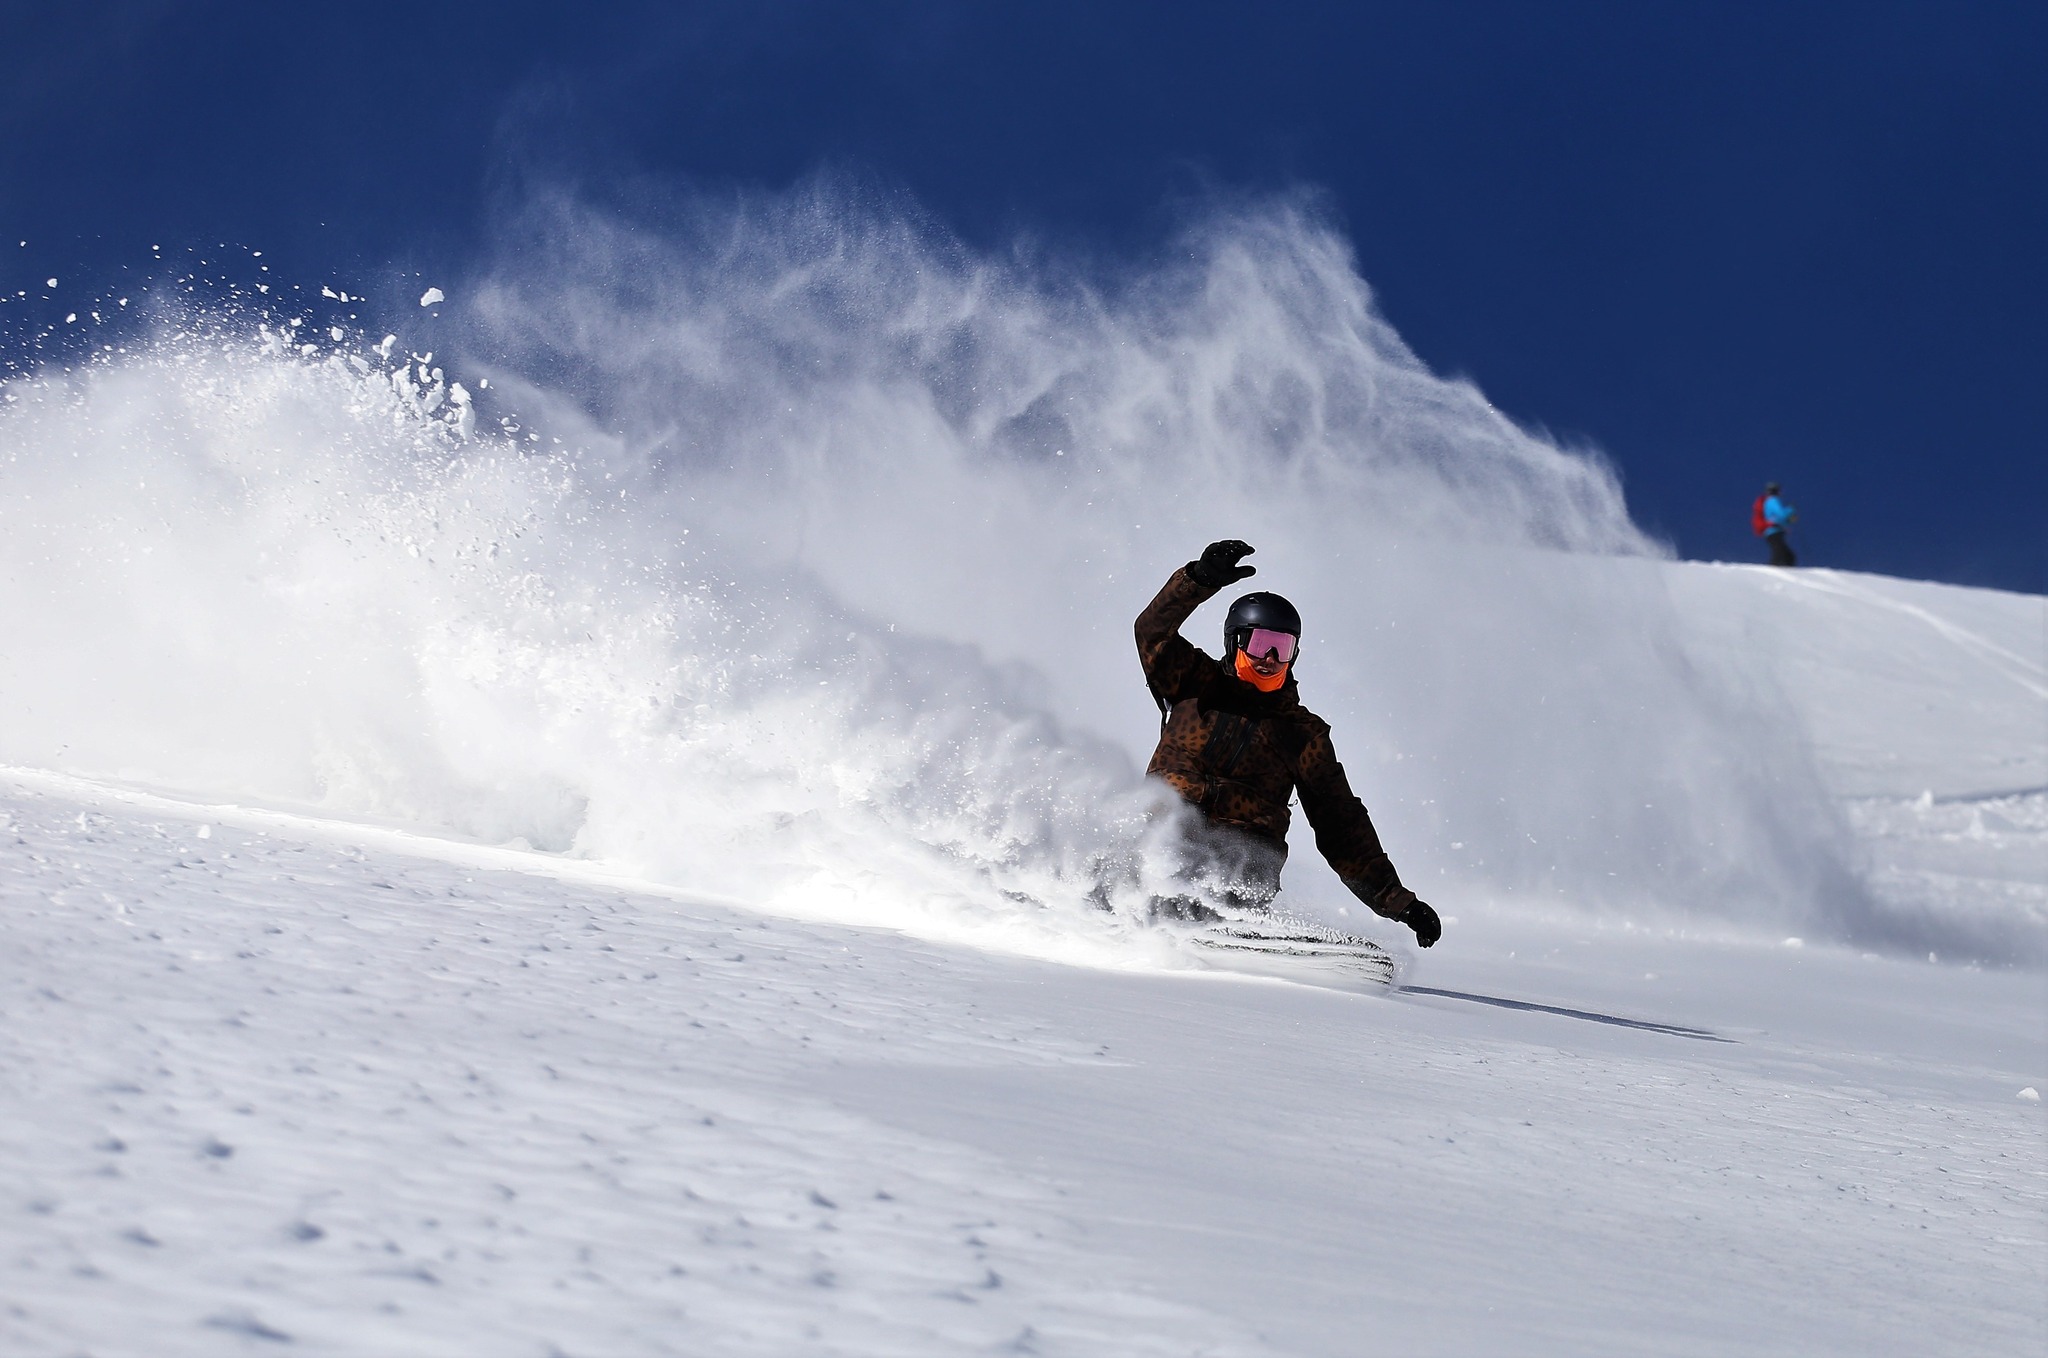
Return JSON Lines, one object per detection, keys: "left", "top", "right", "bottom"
{"left": 1403, "top": 900, "right": 1442, "bottom": 948}
{"left": 1370, "top": 882, "right": 1442, "bottom": 948}
{"left": 1190, "top": 539, "right": 1257, "bottom": 589}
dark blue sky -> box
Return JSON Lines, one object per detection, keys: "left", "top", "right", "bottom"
{"left": 5, "top": 1, "right": 2042, "bottom": 590}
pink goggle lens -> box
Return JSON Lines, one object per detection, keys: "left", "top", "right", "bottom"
{"left": 1243, "top": 628, "right": 1297, "bottom": 663}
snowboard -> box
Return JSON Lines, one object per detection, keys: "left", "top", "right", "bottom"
{"left": 1186, "top": 916, "right": 1397, "bottom": 988}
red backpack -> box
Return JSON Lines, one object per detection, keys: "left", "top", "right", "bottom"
{"left": 1751, "top": 494, "right": 1770, "bottom": 537}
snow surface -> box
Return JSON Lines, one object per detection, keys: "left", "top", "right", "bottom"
{"left": 3, "top": 750, "right": 2042, "bottom": 1356}
{"left": 3, "top": 204, "right": 2044, "bottom": 1352}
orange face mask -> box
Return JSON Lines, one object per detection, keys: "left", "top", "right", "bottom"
{"left": 1234, "top": 649, "right": 1289, "bottom": 692}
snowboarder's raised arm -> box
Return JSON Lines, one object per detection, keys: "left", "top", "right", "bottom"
{"left": 1135, "top": 540, "right": 1256, "bottom": 705}
{"left": 1134, "top": 567, "right": 1217, "bottom": 703}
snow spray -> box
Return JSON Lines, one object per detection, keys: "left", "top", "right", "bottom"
{"left": 0, "top": 184, "right": 1905, "bottom": 957}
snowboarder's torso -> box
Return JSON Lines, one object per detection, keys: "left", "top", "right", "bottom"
{"left": 1149, "top": 679, "right": 1314, "bottom": 850}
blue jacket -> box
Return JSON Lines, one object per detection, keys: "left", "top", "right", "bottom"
{"left": 1763, "top": 495, "right": 1796, "bottom": 530}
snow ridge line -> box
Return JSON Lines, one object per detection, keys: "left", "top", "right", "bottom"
{"left": 0, "top": 762, "right": 760, "bottom": 916}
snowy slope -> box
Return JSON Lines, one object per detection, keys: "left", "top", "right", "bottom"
{"left": 3, "top": 755, "right": 2042, "bottom": 1357}
{"left": 3, "top": 772, "right": 1264, "bottom": 1356}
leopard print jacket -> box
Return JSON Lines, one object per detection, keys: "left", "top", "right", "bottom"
{"left": 1137, "top": 564, "right": 1403, "bottom": 909}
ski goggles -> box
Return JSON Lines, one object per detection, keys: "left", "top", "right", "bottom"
{"left": 1239, "top": 628, "right": 1298, "bottom": 664}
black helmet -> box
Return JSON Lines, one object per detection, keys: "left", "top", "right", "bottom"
{"left": 1223, "top": 592, "right": 1302, "bottom": 660}
{"left": 1764, "top": 481, "right": 1781, "bottom": 494}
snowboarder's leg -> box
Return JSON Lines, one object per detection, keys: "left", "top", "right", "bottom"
{"left": 1149, "top": 892, "right": 1227, "bottom": 924}
{"left": 1148, "top": 822, "right": 1286, "bottom": 922}
{"left": 1767, "top": 531, "right": 1797, "bottom": 567}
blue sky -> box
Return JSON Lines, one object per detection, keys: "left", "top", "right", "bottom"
{"left": 5, "top": 0, "right": 2042, "bottom": 591}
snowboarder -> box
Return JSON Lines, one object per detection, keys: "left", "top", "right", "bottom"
{"left": 1752, "top": 482, "right": 1798, "bottom": 567}
{"left": 1136, "top": 539, "right": 1441, "bottom": 948}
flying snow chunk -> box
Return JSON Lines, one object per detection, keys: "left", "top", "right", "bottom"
{"left": 322, "top": 286, "right": 339, "bottom": 299}
{"left": 419, "top": 287, "right": 445, "bottom": 307}
{"left": 45, "top": 278, "right": 57, "bottom": 288}
{"left": 2022, "top": 1088, "right": 2041, "bottom": 1102}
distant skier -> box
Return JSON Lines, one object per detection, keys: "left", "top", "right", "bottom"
{"left": 1136, "top": 540, "right": 1440, "bottom": 948}
{"left": 1752, "top": 481, "right": 1798, "bottom": 567}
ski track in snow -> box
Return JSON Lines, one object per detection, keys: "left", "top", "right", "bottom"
{"left": 1668, "top": 565, "right": 2048, "bottom": 804}
{"left": 1770, "top": 569, "right": 2047, "bottom": 702}
{"left": 3, "top": 771, "right": 2043, "bottom": 1357}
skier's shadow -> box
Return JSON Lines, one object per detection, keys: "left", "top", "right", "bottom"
{"left": 1400, "top": 985, "right": 1734, "bottom": 1042}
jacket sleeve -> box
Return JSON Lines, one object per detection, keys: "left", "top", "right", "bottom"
{"left": 1135, "top": 564, "right": 1223, "bottom": 706}
{"left": 1293, "top": 719, "right": 1405, "bottom": 911}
